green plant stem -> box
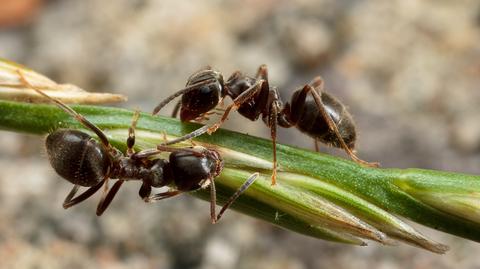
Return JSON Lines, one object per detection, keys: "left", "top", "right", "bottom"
{"left": 1, "top": 100, "right": 479, "bottom": 253}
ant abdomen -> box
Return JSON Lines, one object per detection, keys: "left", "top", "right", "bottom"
{"left": 290, "top": 93, "right": 356, "bottom": 149}
{"left": 46, "top": 129, "right": 111, "bottom": 187}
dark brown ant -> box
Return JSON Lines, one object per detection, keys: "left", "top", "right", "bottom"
{"left": 152, "top": 65, "right": 379, "bottom": 185}
{"left": 18, "top": 71, "right": 258, "bottom": 222}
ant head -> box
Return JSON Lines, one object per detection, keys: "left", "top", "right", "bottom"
{"left": 169, "top": 147, "right": 224, "bottom": 191}
{"left": 202, "top": 147, "right": 224, "bottom": 178}
{"left": 180, "top": 69, "right": 225, "bottom": 121}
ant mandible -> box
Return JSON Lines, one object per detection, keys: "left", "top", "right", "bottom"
{"left": 152, "top": 65, "right": 379, "bottom": 185}
{"left": 18, "top": 71, "right": 258, "bottom": 222}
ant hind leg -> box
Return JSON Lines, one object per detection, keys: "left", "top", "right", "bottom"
{"left": 267, "top": 97, "right": 280, "bottom": 185}
{"left": 127, "top": 110, "right": 140, "bottom": 156}
{"left": 314, "top": 139, "right": 320, "bottom": 152}
{"left": 143, "top": 190, "right": 182, "bottom": 202}
{"left": 306, "top": 78, "right": 379, "bottom": 167}
{"left": 209, "top": 178, "right": 218, "bottom": 224}
{"left": 171, "top": 100, "right": 181, "bottom": 118}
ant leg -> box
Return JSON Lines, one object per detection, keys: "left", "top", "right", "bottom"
{"left": 209, "top": 178, "right": 218, "bottom": 223}
{"left": 207, "top": 79, "right": 266, "bottom": 134}
{"left": 306, "top": 79, "right": 379, "bottom": 167}
{"left": 255, "top": 64, "right": 268, "bottom": 80}
{"left": 267, "top": 97, "right": 280, "bottom": 185}
{"left": 127, "top": 110, "right": 140, "bottom": 156}
{"left": 193, "top": 113, "right": 211, "bottom": 123}
{"left": 215, "top": 172, "right": 259, "bottom": 222}
{"left": 96, "top": 180, "right": 124, "bottom": 216}
{"left": 161, "top": 130, "right": 168, "bottom": 143}
{"left": 314, "top": 139, "right": 320, "bottom": 152}
{"left": 143, "top": 190, "right": 182, "bottom": 202}
{"left": 138, "top": 183, "right": 152, "bottom": 200}
{"left": 171, "top": 100, "right": 181, "bottom": 118}
{"left": 63, "top": 181, "right": 104, "bottom": 209}
{"left": 17, "top": 70, "right": 112, "bottom": 150}
{"left": 63, "top": 185, "right": 80, "bottom": 205}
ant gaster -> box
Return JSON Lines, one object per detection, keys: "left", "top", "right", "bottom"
{"left": 152, "top": 65, "right": 379, "bottom": 185}
{"left": 18, "top": 71, "right": 258, "bottom": 222}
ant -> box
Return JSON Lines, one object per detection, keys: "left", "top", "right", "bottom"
{"left": 18, "top": 71, "right": 258, "bottom": 222}
{"left": 152, "top": 65, "right": 379, "bottom": 185}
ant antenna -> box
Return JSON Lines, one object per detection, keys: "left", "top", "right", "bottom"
{"left": 16, "top": 70, "right": 112, "bottom": 149}
{"left": 152, "top": 78, "right": 218, "bottom": 116}
{"left": 214, "top": 172, "right": 259, "bottom": 222}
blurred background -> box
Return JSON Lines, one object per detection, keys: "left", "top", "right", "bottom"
{"left": 1, "top": 0, "right": 480, "bottom": 268}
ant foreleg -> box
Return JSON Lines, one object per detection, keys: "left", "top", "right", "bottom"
{"left": 138, "top": 182, "right": 151, "bottom": 200}
{"left": 314, "top": 139, "right": 320, "bottom": 152}
{"left": 96, "top": 180, "right": 125, "bottom": 216}
{"left": 269, "top": 103, "right": 278, "bottom": 185}
{"left": 255, "top": 64, "right": 268, "bottom": 80}
{"left": 215, "top": 172, "right": 259, "bottom": 222}
{"left": 127, "top": 110, "right": 140, "bottom": 156}
{"left": 63, "top": 185, "right": 80, "bottom": 205}
{"left": 63, "top": 181, "right": 104, "bottom": 209}
{"left": 263, "top": 90, "right": 282, "bottom": 185}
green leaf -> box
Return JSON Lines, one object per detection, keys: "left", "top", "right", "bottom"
{"left": 2, "top": 100, "right": 480, "bottom": 253}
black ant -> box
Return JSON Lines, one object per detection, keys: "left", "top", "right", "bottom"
{"left": 152, "top": 65, "right": 379, "bottom": 185}
{"left": 18, "top": 71, "right": 258, "bottom": 222}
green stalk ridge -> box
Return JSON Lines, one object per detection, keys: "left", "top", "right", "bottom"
{"left": 1, "top": 100, "right": 480, "bottom": 253}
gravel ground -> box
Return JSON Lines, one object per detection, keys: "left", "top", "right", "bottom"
{"left": 1, "top": 1, "right": 480, "bottom": 268}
